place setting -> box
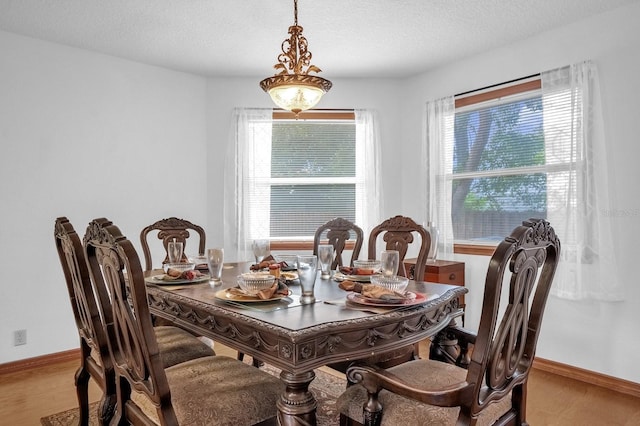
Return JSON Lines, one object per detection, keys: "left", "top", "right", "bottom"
{"left": 145, "top": 243, "right": 225, "bottom": 290}
{"left": 332, "top": 259, "right": 383, "bottom": 283}
{"left": 214, "top": 252, "right": 322, "bottom": 311}
{"left": 213, "top": 271, "right": 302, "bottom": 312}
{"left": 327, "top": 250, "right": 434, "bottom": 312}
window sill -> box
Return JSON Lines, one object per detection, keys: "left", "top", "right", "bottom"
{"left": 271, "top": 240, "right": 495, "bottom": 256}
{"left": 454, "top": 243, "right": 496, "bottom": 256}
{"left": 271, "top": 240, "right": 357, "bottom": 252}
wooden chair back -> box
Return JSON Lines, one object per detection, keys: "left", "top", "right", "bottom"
{"left": 85, "top": 218, "right": 179, "bottom": 424}
{"left": 313, "top": 217, "right": 364, "bottom": 269}
{"left": 368, "top": 215, "right": 430, "bottom": 279}
{"left": 461, "top": 218, "right": 560, "bottom": 423}
{"left": 54, "top": 217, "right": 115, "bottom": 424}
{"left": 139, "top": 216, "right": 206, "bottom": 271}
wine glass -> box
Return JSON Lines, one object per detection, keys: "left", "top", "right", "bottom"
{"left": 251, "top": 239, "right": 270, "bottom": 263}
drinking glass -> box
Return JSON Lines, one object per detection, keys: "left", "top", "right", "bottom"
{"left": 380, "top": 250, "right": 399, "bottom": 277}
{"left": 424, "top": 221, "right": 440, "bottom": 262}
{"left": 167, "top": 240, "right": 183, "bottom": 263}
{"left": 317, "top": 244, "right": 334, "bottom": 279}
{"left": 251, "top": 239, "right": 270, "bottom": 263}
{"left": 207, "top": 248, "right": 224, "bottom": 286}
{"left": 297, "top": 255, "right": 318, "bottom": 304}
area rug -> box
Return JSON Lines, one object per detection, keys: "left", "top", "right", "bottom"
{"left": 41, "top": 364, "right": 347, "bottom": 425}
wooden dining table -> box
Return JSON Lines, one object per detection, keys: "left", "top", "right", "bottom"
{"left": 145, "top": 262, "right": 467, "bottom": 426}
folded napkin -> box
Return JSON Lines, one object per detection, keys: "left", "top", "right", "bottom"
{"left": 227, "top": 280, "right": 289, "bottom": 300}
{"left": 338, "top": 280, "right": 413, "bottom": 302}
{"left": 249, "top": 255, "right": 276, "bottom": 271}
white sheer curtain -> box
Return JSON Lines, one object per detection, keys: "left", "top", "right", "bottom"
{"left": 223, "top": 108, "right": 272, "bottom": 262}
{"left": 542, "top": 61, "right": 623, "bottom": 300}
{"left": 355, "top": 109, "right": 382, "bottom": 238}
{"left": 224, "top": 108, "right": 382, "bottom": 262}
{"left": 422, "top": 97, "right": 455, "bottom": 260}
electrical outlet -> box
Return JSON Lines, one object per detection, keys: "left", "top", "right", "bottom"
{"left": 14, "top": 329, "right": 27, "bottom": 346}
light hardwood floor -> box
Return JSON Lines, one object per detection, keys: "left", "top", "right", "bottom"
{"left": 2, "top": 343, "right": 639, "bottom": 425}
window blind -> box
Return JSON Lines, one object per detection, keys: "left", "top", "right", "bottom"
{"left": 260, "top": 119, "right": 358, "bottom": 239}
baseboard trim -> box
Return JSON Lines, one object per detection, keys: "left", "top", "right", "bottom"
{"left": 2, "top": 350, "right": 639, "bottom": 399}
{"left": 0, "top": 349, "right": 80, "bottom": 375}
{"left": 533, "top": 357, "right": 640, "bottom": 399}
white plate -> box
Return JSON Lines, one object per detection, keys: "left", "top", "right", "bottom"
{"left": 145, "top": 274, "right": 210, "bottom": 285}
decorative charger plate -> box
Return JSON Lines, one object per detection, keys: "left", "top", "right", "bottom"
{"left": 145, "top": 274, "right": 210, "bottom": 285}
{"left": 214, "top": 288, "right": 292, "bottom": 303}
{"left": 346, "top": 291, "right": 428, "bottom": 307}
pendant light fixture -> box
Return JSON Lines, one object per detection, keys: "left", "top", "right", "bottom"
{"left": 259, "top": 0, "right": 332, "bottom": 115}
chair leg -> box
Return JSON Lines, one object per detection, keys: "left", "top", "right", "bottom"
{"left": 238, "top": 351, "right": 264, "bottom": 367}
{"left": 74, "top": 366, "right": 91, "bottom": 426}
{"left": 99, "top": 368, "right": 117, "bottom": 425}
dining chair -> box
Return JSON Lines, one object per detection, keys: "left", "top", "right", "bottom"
{"left": 368, "top": 215, "right": 431, "bottom": 280}
{"left": 55, "top": 217, "right": 117, "bottom": 425}
{"left": 141, "top": 217, "right": 249, "bottom": 364}
{"left": 139, "top": 216, "right": 206, "bottom": 271}
{"left": 329, "top": 216, "right": 427, "bottom": 373}
{"left": 84, "top": 218, "right": 284, "bottom": 426}
{"left": 337, "top": 218, "right": 560, "bottom": 426}
{"left": 55, "top": 217, "right": 216, "bottom": 426}
{"left": 313, "top": 217, "right": 364, "bottom": 269}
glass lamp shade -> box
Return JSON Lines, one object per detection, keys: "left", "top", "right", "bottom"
{"left": 260, "top": 74, "right": 332, "bottom": 114}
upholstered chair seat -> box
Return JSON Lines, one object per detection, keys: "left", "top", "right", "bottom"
{"left": 154, "top": 326, "right": 215, "bottom": 367}
{"left": 337, "top": 359, "right": 511, "bottom": 426}
{"left": 132, "top": 356, "right": 283, "bottom": 425}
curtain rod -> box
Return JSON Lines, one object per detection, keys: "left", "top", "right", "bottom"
{"left": 455, "top": 73, "right": 540, "bottom": 98}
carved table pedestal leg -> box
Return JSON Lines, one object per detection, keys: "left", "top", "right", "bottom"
{"left": 277, "top": 370, "right": 317, "bottom": 426}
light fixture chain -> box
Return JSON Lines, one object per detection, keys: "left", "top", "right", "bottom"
{"left": 294, "top": 0, "right": 298, "bottom": 26}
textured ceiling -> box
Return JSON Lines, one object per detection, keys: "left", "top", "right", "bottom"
{"left": 0, "top": 0, "right": 638, "bottom": 78}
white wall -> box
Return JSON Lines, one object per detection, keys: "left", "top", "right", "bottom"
{"left": 1, "top": 1, "right": 639, "bottom": 385}
{"left": 0, "top": 31, "right": 209, "bottom": 362}
{"left": 399, "top": 2, "right": 640, "bottom": 383}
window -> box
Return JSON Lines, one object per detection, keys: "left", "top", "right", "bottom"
{"left": 264, "top": 112, "right": 358, "bottom": 239}
{"left": 225, "top": 108, "right": 381, "bottom": 259}
{"left": 425, "top": 61, "right": 623, "bottom": 300}
{"left": 451, "top": 78, "right": 548, "bottom": 243}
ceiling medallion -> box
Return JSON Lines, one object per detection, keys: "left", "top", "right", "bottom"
{"left": 259, "top": 0, "right": 332, "bottom": 116}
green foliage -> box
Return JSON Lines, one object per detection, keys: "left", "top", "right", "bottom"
{"left": 454, "top": 97, "right": 547, "bottom": 213}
